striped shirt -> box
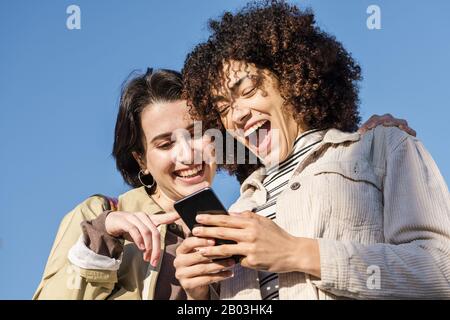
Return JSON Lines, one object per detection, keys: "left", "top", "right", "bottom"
{"left": 254, "top": 129, "right": 324, "bottom": 300}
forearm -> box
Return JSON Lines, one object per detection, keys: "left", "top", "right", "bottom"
{"left": 81, "top": 210, "right": 124, "bottom": 259}
{"left": 288, "top": 237, "right": 321, "bottom": 278}
{"left": 314, "top": 238, "right": 450, "bottom": 299}
{"left": 284, "top": 235, "right": 450, "bottom": 299}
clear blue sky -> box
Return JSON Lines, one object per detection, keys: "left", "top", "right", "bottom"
{"left": 0, "top": 0, "right": 449, "bottom": 299}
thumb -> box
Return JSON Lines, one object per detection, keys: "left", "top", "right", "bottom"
{"left": 152, "top": 211, "right": 180, "bottom": 226}
{"left": 357, "top": 127, "right": 367, "bottom": 134}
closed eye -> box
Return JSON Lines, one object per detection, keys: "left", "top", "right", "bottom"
{"left": 242, "top": 86, "right": 256, "bottom": 97}
{"left": 217, "top": 104, "right": 230, "bottom": 115}
{"left": 157, "top": 141, "right": 175, "bottom": 150}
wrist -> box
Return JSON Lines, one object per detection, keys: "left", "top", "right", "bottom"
{"left": 104, "top": 211, "right": 122, "bottom": 238}
{"left": 81, "top": 210, "right": 124, "bottom": 259}
{"left": 290, "top": 237, "right": 321, "bottom": 278}
{"left": 186, "top": 287, "right": 210, "bottom": 300}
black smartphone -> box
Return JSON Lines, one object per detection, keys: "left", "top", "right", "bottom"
{"left": 174, "top": 187, "right": 241, "bottom": 262}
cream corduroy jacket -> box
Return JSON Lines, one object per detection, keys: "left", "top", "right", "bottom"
{"left": 219, "top": 127, "right": 450, "bottom": 300}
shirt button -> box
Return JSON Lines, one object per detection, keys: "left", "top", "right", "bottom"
{"left": 290, "top": 182, "right": 301, "bottom": 190}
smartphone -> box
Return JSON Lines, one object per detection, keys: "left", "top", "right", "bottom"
{"left": 174, "top": 187, "right": 241, "bottom": 262}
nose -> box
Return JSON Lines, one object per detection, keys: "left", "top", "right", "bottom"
{"left": 231, "top": 103, "right": 251, "bottom": 127}
{"left": 174, "top": 138, "right": 194, "bottom": 165}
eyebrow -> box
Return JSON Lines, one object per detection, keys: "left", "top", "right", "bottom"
{"left": 150, "top": 123, "right": 195, "bottom": 144}
{"left": 212, "top": 76, "right": 249, "bottom": 103}
{"left": 230, "top": 76, "right": 247, "bottom": 92}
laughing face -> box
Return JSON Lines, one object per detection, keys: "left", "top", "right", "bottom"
{"left": 212, "top": 60, "right": 302, "bottom": 168}
{"left": 133, "top": 100, "right": 216, "bottom": 201}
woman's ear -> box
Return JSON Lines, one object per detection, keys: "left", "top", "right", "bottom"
{"left": 132, "top": 151, "right": 148, "bottom": 173}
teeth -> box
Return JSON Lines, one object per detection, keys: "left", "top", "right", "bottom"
{"left": 244, "top": 120, "right": 268, "bottom": 137}
{"left": 174, "top": 165, "right": 203, "bottom": 178}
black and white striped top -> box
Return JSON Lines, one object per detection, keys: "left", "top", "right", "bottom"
{"left": 253, "top": 129, "right": 324, "bottom": 300}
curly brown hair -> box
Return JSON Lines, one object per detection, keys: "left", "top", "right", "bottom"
{"left": 182, "top": 0, "right": 362, "bottom": 183}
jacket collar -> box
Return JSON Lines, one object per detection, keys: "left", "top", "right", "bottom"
{"left": 239, "top": 129, "right": 361, "bottom": 190}
{"left": 240, "top": 167, "right": 266, "bottom": 194}
{"left": 322, "top": 128, "right": 360, "bottom": 145}
{"left": 117, "top": 186, "right": 164, "bottom": 215}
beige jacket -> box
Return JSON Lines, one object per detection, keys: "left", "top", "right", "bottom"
{"left": 33, "top": 187, "right": 169, "bottom": 300}
{"left": 220, "top": 127, "right": 450, "bottom": 299}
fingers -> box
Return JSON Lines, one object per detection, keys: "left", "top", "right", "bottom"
{"left": 193, "top": 211, "right": 257, "bottom": 242}
{"left": 360, "top": 114, "right": 378, "bottom": 131}
{"left": 195, "top": 214, "right": 248, "bottom": 230}
{"left": 151, "top": 211, "right": 180, "bottom": 226}
{"left": 174, "top": 250, "right": 214, "bottom": 268}
{"left": 177, "top": 271, "right": 234, "bottom": 291}
{"left": 174, "top": 237, "right": 234, "bottom": 292}
{"left": 192, "top": 226, "right": 244, "bottom": 242}
{"left": 121, "top": 220, "right": 146, "bottom": 251}
{"left": 175, "top": 258, "right": 236, "bottom": 280}
{"left": 126, "top": 214, "right": 155, "bottom": 263}
{"left": 407, "top": 127, "right": 417, "bottom": 137}
{"left": 376, "top": 115, "right": 416, "bottom": 136}
{"left": 127, "top": 211, "right": 180, "bottom": 265}
{"left": 196, "top": 243, "right": 244, "bottom": 259}
{"left": 234, "top": 211, "right": 256, "bottom": 219}
{"left": 105, "top": 210, "right": 180, "bottom": 266}
{"left": 176, "top": 236, "right": 215, "bottom": 255}
{"left": 399, "top": 124, "right": 417, "bottom": 137}
{"left": 136, "top": 212, "right": 161, "bottom": 266}
{"left": 358, "top": 127, "right": 368, "bottom": 134}
{"left": 359, "top": 116, "right": 378, "bottom": 133}
{"left": 359, "top": 114, "right": 416, "bottom": 137}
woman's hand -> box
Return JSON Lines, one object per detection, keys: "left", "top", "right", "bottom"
{"left": 105, "top": 211, "right": 179, "bottom": 266}
{"left": 192, "top": 211, "right": 321, "bottom": 277}
{"left": 174, "top": 236, "right": 235, "bottom": 300}
{"left": 359, "top": 113, "right": 416, "bottom": 136}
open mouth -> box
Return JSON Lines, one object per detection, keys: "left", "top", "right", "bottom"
{"left": 173, "top": 162, "right": 206, "bottom": 184}
{"left": 244, "top": 120, "right": 272, "bottom": 155}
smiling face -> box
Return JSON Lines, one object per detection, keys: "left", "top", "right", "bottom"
{"left": 212, "top": 60, "right": 302, "bottom": 167}
{"left": 133, "top": 100, "right": 216, "bottom": 201}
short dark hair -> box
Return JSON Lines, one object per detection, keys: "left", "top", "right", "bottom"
{"left": 112, "top": 69, "right": 183, "bottom": 188}
{"left": 182, "top": 0, "right": 362, "bottom": 182}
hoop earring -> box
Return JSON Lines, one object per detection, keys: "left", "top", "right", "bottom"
{"left": 138, "top": 170, "right": 155, "bottom": 189}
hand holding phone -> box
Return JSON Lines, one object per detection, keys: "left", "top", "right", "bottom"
{"left": 174, "top": 187, "right": 242, "bottom": 262}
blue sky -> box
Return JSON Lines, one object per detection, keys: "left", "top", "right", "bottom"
{"left": 0, "top": 0, "right": 449, "bottom": 299}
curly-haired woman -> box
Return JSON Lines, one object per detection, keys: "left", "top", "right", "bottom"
{"left": 175, "top": 0, "right": 450, "bottom": 300}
